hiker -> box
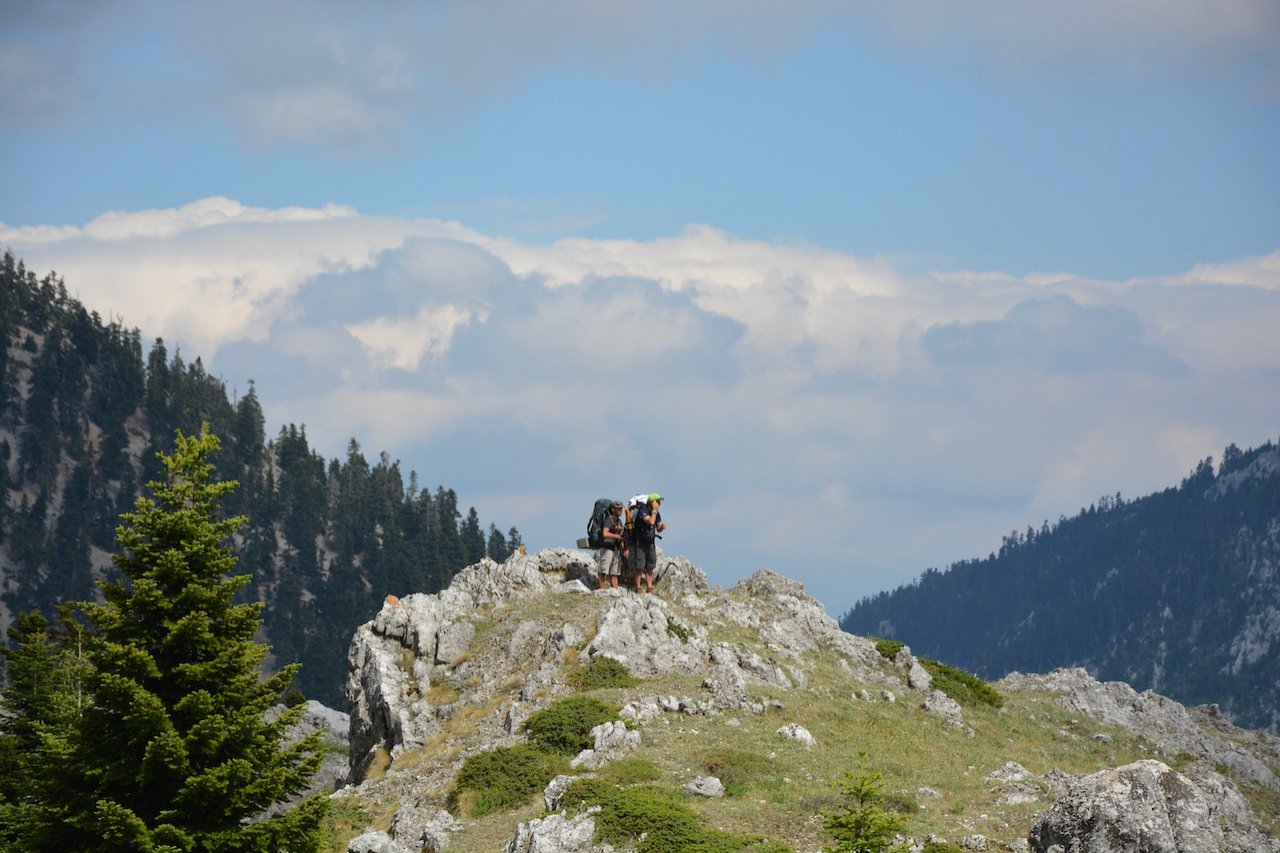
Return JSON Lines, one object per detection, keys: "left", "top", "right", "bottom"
{"left": 630, "top": 492, "right": 665, "bottom": 593}
{"left": 595, "top": 499, "right": 626, "bottom": 589}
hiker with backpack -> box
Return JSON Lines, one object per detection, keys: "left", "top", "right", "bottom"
{"left": 588, "top": 499, "right": 627, "bottom": 590}
{"left": 629, "top": 493, "right": 665, "bottom": 594}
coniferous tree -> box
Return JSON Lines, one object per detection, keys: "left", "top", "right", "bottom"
{"left": 486, "top": 523, "right": 509, "bottom": 562}
{"left": 461, "top": 507, "right": 486, "bottom": 566}
{"left": 0, "top": 607, "right": 91, "bottom": 851}
{"left": 43, "top": 428, "right": 328, "bottom": 851}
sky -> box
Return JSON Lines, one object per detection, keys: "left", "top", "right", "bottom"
{"left": 2, "top": 1, "right": 1278, "bottom": 615}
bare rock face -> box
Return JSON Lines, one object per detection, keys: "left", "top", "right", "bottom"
{"left": 584, "top": 594, "right": 708, "bottom": 677}
{"left": 1028, "top": 759, "right": 1280, "bottom": 853}
{"left": 450, "top": 549, "right": 595, "bottom": 605}
{"left": 345, "top": 549, "right": 594, "bottom": 779}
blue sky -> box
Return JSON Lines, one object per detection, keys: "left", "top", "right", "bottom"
{"left": 3, "top": 1, "right": 1279, "bottom": 614}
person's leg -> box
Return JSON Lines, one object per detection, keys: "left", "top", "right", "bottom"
{"left": 606, "top": 549, "right": 621, "bottom": 588}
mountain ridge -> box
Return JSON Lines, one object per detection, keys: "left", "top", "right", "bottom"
{"left": 840, "top": 438, "right": 1280, "bottom": 734}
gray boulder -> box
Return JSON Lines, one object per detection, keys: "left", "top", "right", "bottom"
{"left": 685, "top": 775, "right": 726, "bottom": 797}
{"left": 570, "top": 720, "right": 641, "bottom": 769}
{"left": 1028, "top": 759, "right": 1280, "bottom": 853}
{"left": 505, "top": 810, "right": 601, "bottom": 852}
{"left": 776, "top": 722, "right": 816, "bottom": 746}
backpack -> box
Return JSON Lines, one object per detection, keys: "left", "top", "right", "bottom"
{"left": 586, "top": 498, "right": 614, "bottom": 548}
{"left": 623, "top": 494, "right": 649, "bottom": 544}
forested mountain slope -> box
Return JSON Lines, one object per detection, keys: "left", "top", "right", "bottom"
{"left": 841, "top": 439, "right": 1280, "bottom": 734}
{"left": 0, "top": 252, "right": 521, "bottom": 705}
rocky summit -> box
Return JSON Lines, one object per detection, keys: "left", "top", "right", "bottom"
{"left": 324, "top": 548, "right": 1280, "bottom": 852}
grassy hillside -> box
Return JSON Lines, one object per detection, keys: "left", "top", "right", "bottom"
{"left": 328, "top": 568, "right": 1280, "bottom": 851}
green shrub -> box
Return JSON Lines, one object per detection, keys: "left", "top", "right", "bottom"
{"left": 524, "top": 695, "right": 618, "bottom": 755}
{"left": 447, "top": 743, "right": 563, "bottom": 817}
{"left": 918, "top": 658, "right": 1004, "bottom": 709}
{"left": 873, "top": 638, "right": 905, "bottom": 661}
{"left": 568, "top": 655, "right": 640, "bottom": 690}
{"left": 563, "top": 779, "right": 791, "bottom": 853}
{"left": 666, "top": 619, "right": 692, "bottom": 643}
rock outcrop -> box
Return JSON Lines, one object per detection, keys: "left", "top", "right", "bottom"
{"left": 343, "top": 552, "right": 889, "bottom": 779}
{"left": 999, "top": 667, "right": 1280, "bottom": 788}
{"left": 1029, "top": 759, "right": 1280, "bottom": 853}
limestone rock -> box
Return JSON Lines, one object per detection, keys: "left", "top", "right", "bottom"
{"left": 892, "top": 644, "right": 934, "bottom": 692}
{"left": 776, "top": 722, "right": 816, "bottom": 746}
{"left": 1028, "top": 759, "right": 1280, "bottom": 853}
{"left": 420, "top": 810, "right": 460, "bottom": 853}
{"left": 451, "top": 549, "right": 594, "bottom": 606}
{"left": 922, "top": 689, "right": 964, "bottom": 727}
{"left": 505, "top": 810, "right": 601, "bottom": 853}
{"left": 386, "top": 799, "right": 457, "bottom": 851}
{"left": 585, "top": 594, "right": 707, "bottom": 677}
{"left": 985, "top": 761, "right": 1039, "bottom": 806}
{"left": 544, "top": 775, "right": 579, "bottom": 811}
{"left": 348, "top": 830, "right": 411, "bottom": 853}
{"left": 654, "top": 554, "right": 711, "bottom": 598}
{"left": 570, "top": 720, "right": 640, "bottom": 769}
{"left": 685, "top": 775, "right": 726, "bottom": 797}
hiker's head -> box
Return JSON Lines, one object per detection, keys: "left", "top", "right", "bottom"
{"left": 610, "top": 500, "right": 623, "bottom": 514}
{"left": 648, "top": 492, "right": 662, "bottom": 506}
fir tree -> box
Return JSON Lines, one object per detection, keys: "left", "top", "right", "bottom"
{"left": 0, "top": 607, "right": 91, "bottom": 851}
{"left": 45, "top": 427, "right": 328, "bottom": 851}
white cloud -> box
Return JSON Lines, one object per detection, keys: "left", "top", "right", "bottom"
{"left": 347, "top": 304, "right": 485, "bottom": 371}
{"left": 5, "top": 197, "right": 1278, "bottom": 610}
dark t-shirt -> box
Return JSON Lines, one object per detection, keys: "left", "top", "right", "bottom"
{"left": 604, "top": 517, "right": 623, "bottom": 549}
{"left": 634, "top": 505, "right": 661, "bottom": 545}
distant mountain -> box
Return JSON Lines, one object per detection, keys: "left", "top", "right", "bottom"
{"left": 840, "top": 438, "right": 1280, "bottom": 734}
{"left": 0, "top": 252, "right": 521, "bottom": 706}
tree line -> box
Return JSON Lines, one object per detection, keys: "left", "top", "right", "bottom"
{"left": 840, "top": 439, "right": 1280, "bottom": 733}
{"left": 0, "top": 252, "right": 521, "bottom": 705}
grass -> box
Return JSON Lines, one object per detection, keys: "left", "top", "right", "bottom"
{"left": 319, "top": 798, "right": 372, "bottom": 853}
{"left": 562, "top": 778, "right": 792, "bottom": 853}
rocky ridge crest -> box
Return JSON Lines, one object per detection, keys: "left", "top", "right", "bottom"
{"left": 334, "top": 549, "right": 1280, "bottom": 852}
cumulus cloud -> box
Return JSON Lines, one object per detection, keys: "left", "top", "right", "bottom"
{"left": 4, "top": 198, "right": 1277, "bottom": 610}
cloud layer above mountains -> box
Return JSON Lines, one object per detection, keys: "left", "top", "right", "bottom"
{"left": 5, "top": 198, "right": 1277, "bottom": 610}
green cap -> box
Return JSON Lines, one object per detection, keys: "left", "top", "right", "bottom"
{"left": 648, "top": 492, "right": 663, "bottom": 503}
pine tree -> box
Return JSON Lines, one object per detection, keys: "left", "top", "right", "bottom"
{"left": 45, "top": 427, "right": 328, "bottom": 851}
